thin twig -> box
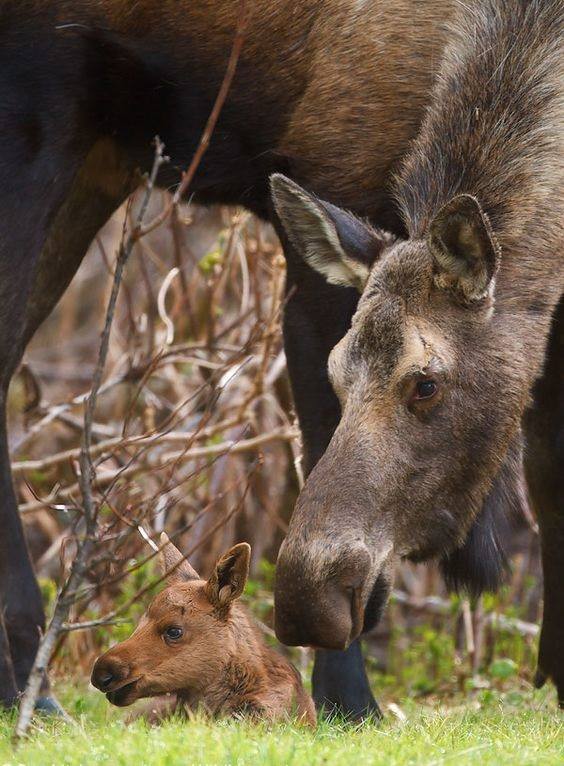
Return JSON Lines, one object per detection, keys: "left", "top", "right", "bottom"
{"left": 12, "top": 416, "right": 244, "bottom": 476}
{"left": 18, "top": 428, "right": 297, "bottom": 514}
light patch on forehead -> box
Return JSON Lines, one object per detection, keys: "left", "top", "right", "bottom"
{"left": 394, "top": 319, "right": 453, "bottom": 379}
{"left": 163, "top": 588, "right": 189, "bottom": 608}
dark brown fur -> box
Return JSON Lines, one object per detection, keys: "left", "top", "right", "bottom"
{"left": 1, "top": 0, "right": 562, "bottom": 715}
{"left": 272, "top": 0, "right": 564, "bottom": 700}
{"left": 0, "top": 0, "right": 454, "bottom": 715}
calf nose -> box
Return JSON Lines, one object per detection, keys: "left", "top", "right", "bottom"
{"left": 274, "top": 543, "right": 371, "bottom": 650}
{"left": 96, "top": 671, "right": 115, "bottom": 690}
{"left": 91, "top": 655, "right": 131, "bottom": 691}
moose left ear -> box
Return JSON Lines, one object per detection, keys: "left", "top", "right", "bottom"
{"left": 428, "top": 194, "right": 501, "bottom": 303}
{"left": 205, "top": 543, "right": 251, "bottom": 608}
{"left": 270, "top": 174, "right": 392, "bottom": 291}
{"left": 159, "top": 532, "right": 200, "bottom": 583}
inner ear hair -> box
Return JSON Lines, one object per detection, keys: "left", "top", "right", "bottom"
{"left": 428, "top": 194, "right": 501, "bottom": 303}
{"left": 270, "top": 173, "right": 392, "bottom": 291}
{"left": 206, "top": 543, "right": 251, "bottom": 607}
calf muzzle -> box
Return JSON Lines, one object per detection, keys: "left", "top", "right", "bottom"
{"left": 91, "top": 652, "right": 140, "bottom": 707}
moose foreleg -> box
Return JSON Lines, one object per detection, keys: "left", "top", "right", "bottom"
{"left": 277, "top": 222, "right": 380, "bottom": 719}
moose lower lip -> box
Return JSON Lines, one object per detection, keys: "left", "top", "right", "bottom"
{"left": 106, "top": 679, "right": 140, "bottom": 706}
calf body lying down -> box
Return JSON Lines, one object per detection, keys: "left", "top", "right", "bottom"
{"left": 91, "top": 535, "right": 315, "bottom": 725}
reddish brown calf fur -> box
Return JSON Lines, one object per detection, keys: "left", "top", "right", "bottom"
{"left": 91, "top": 535, "right": 315, "bottom": 726}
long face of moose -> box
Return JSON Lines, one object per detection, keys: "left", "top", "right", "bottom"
{"left": 271, "top": 176, "right": 526, "bottom": 650}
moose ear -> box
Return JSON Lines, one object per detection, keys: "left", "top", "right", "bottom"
{"left": 159, "top": 532, "right": 200, "bottom": 583}
{"left": 270, "top": 174, "right": 392, "bottom": 292}
{"left": 428, "top": 194, "right": 501, "bottom": 303}
{"left": 205, "top": 543, "right": 251, "bottom": 608}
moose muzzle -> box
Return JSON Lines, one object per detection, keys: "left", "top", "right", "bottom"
{"left": 91, "top": 649, "right": 141, "bottom": 706}
{"left": 274, "top": 540, "right": 373, "bottom": 650}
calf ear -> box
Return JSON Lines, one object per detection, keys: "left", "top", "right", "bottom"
{"left": 428, "top": 194, "right": 501, "bottom": 303}
{"left": 205, "top": 543, "right": 251, "bottom": 608}
{"left": 270, "top": 174, "right": 392, "bottom": 292}
{"left": 159, "top": 532, "right": 200, "bottom": 583}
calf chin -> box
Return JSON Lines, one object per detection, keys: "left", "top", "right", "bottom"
{"left": 440, "top": 438, "right": 528, "bottom": 597}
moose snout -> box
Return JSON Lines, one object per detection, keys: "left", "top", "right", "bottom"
{"left": 91, "top": 653, "right": 132, "bottom": 692}
{"left": 274, "top": 542, "right": 372, "bottom": 650}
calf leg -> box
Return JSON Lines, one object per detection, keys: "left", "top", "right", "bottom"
{"left": 277, "top": 223, "right": 380, "bottom": 719}
{"left": 524, "top": 295, "right": 564, "bottom": 706}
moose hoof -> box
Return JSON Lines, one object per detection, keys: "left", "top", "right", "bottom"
{"left": 535, "top": 647, "right": 564, "bottom": 708}
{"left": 34, "top": 696, "right": 67, "bottom": 717}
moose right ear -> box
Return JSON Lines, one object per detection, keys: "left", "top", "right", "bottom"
{"left": 428, "top": 194, "right": 501, "bottom": 303}
{"left": 270, "top": 174, "right": 393, "bottom": 292}
{"left": 159, "top": 533, "right": 200, "bottom": 583}
{"left": 205, "top": 543, "right": 251, "bottom": 609}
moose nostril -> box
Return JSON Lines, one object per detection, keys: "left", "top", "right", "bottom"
{"left": 98, "top": 671, "right": 114, "bottom": 689}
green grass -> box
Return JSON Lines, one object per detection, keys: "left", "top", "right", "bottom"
{"left": 0, "top": 683, "right": 561, "bottom": 766}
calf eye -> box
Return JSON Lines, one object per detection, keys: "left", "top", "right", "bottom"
{"left": 414, "top": 378, "right": 438, "bottom": 400}
{"left": 164, "top": 626, "right": 183, "bottom": 641}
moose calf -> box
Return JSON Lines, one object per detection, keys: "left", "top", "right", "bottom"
{"left": 91, "top": 534, "right": 315, "bottom": 725}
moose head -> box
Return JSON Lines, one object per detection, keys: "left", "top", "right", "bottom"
{"left": 91, "top": 535, "right": 251, "bottom": 707}
{"left": 271, "top": 174, "right": 527, "bottom": 650}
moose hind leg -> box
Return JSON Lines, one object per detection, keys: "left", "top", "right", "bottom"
{"left": 0, "top": 259, "right": 49, "bottom": 701}
{"left": 0, "top": 607, "right": 18, "bottom": 706}
{"left": 0, "top": 139, "right": 105, "bottom": 704}
{"left": 524, "top": 295, "right": 564, "bottom": 706}
{"left": 0, "top": 194, "right": 59, "bottom": 702}
{"left": 0, "top": 394, "right": 48, "bottom": 696}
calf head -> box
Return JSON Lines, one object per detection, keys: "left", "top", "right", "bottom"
{"left": 91, "top": 535, "right": 250, "bottom": 706}
{"left": 271, "top": 175, "right": 527, "bottom": 650}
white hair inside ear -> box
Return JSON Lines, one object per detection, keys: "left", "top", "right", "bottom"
{"left": 301, "top": 216, "right": 373, "bottom": 291}
{"left": 270, "top": 174, "right": 387, "bottom": 292}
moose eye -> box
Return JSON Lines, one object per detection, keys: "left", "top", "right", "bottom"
{"left": 414, "top": 378, "right": 438, "bottom": 400}
{"left": 164, "top": 626, "right": 183, "bottom": 642}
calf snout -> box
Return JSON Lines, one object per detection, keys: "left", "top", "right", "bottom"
{"left": 91, "top": 653, "right": 132, "bottom": 692}
{"left": 274, "top": 542, "right": 371, "bottom": 650}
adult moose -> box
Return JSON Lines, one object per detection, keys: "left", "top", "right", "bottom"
{"left": 0, "top": 0, "right": 559, "bottom": 717}
{"left": 273, "top": 0, "right": 564, "bottom": 708}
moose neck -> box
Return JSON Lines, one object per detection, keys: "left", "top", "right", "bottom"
{"left": 396, "top": 0, "right": 564, "bottom": 373}
{"left": 178, "top": 608, "right": 272, "bottom": 717}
